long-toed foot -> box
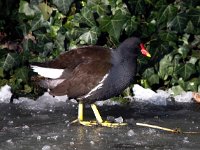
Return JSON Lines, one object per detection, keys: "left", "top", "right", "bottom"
{"left": 71, "top": 103, "right": 127, "bottom": 127}
{"left": 71, "top": 119, "right": 127, "bottom": 127}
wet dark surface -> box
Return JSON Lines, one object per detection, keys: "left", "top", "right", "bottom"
{"left": 0, "top": 101, "right": 200, "bottom": 150}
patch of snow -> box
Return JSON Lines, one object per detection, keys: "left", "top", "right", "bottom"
{"left": 55, "top": 95, "right": 68, "bottom": 102}
{"left": 13, "top": 92, "right": 68, "bottom": 111}
{"left": 174, "top": 92, "right": 193, "bottom": 103}
{"left": 47, "top": 135, "right": 58, "bottom": 141}
{"left": 95, "top": 99, "right": 121, "bottom": 106}
{"left": 183, "top": 137, "right": 189, "bottom": 143}
{"left": 22, "top": 125, "right": 29, "bottom": 130}
{"left": 37, "top": 135, "right": 41, "bottom": 141}
{"left": 37, "top": 92, "right": 68, "bottom": 102}
{"left": 6, "top": 139, "right": 13, "bottom": 144}
{"left": 115, "top": 116, "right": 124, "bottom": 123}
{"left": 70, "top": 99, "right": 78, "bottom": 104}
{"left": 132, "top": 84, "right": 170, "bottom": 106}
{"left": 141, "top": 128, "right": 157, "bottom": 135}
{"left": 65, "top": 120, "right": 69, "bottom": 124}
{"left": 127, "top": 129, "right": 135, "bottom": 136}
{"left": 0, "top": 85, "right": 12, "bottom": 103}
{"left": 7, "top": 120, "right": 14, "bottom": 125}
{"left": 90, "top": 141, "right": 95, "bottom": 145}
{"left": 132, "top": 84, "right": 193, "bottom": 105}
{"left": 42, "top": 145, "right": 51, "bottom": 150}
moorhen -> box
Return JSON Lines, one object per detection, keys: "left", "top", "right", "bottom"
{"left": 31, "top": 37, "right": 151, "bottom": 127}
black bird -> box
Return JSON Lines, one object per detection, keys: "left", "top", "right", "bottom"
{"left": 31, "top": 37, "right": 151, "bottom": 127}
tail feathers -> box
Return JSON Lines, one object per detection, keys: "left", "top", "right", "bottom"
{"left": 31, "top": 65, "right": 64, "bottom": 79}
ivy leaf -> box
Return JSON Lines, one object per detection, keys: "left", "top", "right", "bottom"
{"left": 188, "top": 57, "right": 198, "bottom": 65}
{"left": 0, "top": 53, "right": 18, "bottom": 71}
{"left": 74, "top": 7, "right": 96, "bottom": 27}
{"left": 142, "top": 67, "right": 154, "bottom": 78}
{"left": 52, "top": 0, "right": 74, "bottom": 15}
{"left": 171, "top": 85, "right": 185, "bottom": 95}
{"left": 168, "top": 13, "right": 188, "bottom": 33}
{"left": 93, "top": 4, "right": 109, "bottom": 15}
{"left": 184, "top": 21, "right": 195, "bottom": 34}
{"left": 183, "top": 0, "right": 200, "bottom": 7}
{"left": 87, "top": 0, "right": 110, "bottom": 16}
{"left": 128, "top": 0, "right": 145, "bottom": 14}
{"left": 177, "top": 45, "right": 190, "bottom": 59}
{"left": 15, "top": 66, "right": 29, "bottom": 82}
{"left": 98, "top": 10, "right": 128, "bottom": 41}
{"left": 33, "top": 30, "right": 50, "bottom": 42}
{"left": 79, "top": 27, "right": 100, "bottom": 45}
{"left": 54, "top": 32, "right": 65, "bottom": 52}
{"left": 24, "top": 84, "right": 32, "bottom": 93}
{"left": 186, "top": 78, "right": 200, "bottom": 92}
{"left": 110, "top": 0, "right": 130, "bottom": 15}
{"left": 66, "top": 28, "right": 88, "bottom": 41}
{"left": 158, "top": 4, "right": 178, "bottom": 24}
{"left": 143, "top": 68, "right": 159, "bottom": 86}
{"left": 159, "top": 31, "right": 177, "bottom": 42}
{"left": 38, "top": 2, "right": 53, "bottom": 21}
{"left": 19, "top": 0, "right": 35, "bottom": 17}
{"left": 30, "top": 14, "right": 46, "bottom": 31}
{"left": 175, "top": 63, "right": 196, "bottom": 80}
{"left": 158, "top": 54, "right": 174, "bottom": 80}
{"left": 148, "top": 74, "right": 160, "bottom": 85}
{"left": 188, "top": 8, "right": 200, "bottom": 27}
{"left": 125, "top": 16, "right": 138, "bottom": 36}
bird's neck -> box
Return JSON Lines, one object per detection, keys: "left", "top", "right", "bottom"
{"left": 111, "top": 48, "right": 138, "bottom": 64}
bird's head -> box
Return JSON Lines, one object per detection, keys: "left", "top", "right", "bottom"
{"left": 118, "top": 37, "right": 151, "bottom": 58}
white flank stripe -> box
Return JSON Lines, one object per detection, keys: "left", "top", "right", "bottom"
{"left": 84, "top": 73, "right": 109, "bottom": 98}
{"left": 31, "top": 65, "right": 64, "bottom": 79}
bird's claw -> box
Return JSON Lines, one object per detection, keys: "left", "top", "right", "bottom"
{"left": 71, "top": 119, "right": 127, "bottom": 127}
{"left": 100, "top": 121, "right": 127, "bottom": 127}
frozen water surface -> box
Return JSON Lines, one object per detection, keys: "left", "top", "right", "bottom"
{"left": 1, "top": 85, "right": 200, "bottom": 150}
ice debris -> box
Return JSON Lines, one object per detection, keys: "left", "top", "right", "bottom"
{"left": 42, "top": 145, "right": 51, "bottom": 150}
{"left": 132, "top": 84, "right": 170, "bottom": 105}
{"left": 127, "top": 129, "right": 135, "bottom": 136}
{"left": 132, "top": 84, "right": 193, "bottom": 105}
{"left": 13, "top": 92, "right": 68, "bottom": 111}
{"left": 90, "top": 141, "right": 95, "bottom": 145}
{"left": 173, "top": 92, "right": 193, "bottom": 103}
{"left": 95, "top": 99, "right": 121, "bottom": 106}
{"left": 0, "top": 85, "right": 12, "bottom": 103}
{"left": 114, "top": 116, "right": 124, "bottom": 123}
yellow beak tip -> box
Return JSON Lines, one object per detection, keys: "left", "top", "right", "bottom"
{"left": 147, "top": 53, "right": 151, "bottom": 57}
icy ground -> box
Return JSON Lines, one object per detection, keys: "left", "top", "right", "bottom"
{"left": 0, "top": 84, "right": 200, "bottom": 150}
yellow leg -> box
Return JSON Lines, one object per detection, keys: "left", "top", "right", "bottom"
{"left": 91, "top": 104, "right": 103, "bottom": 123}
{"left": 91, "top": 104, "right": 127, "bottom": 127}
{"left": 77, "top": 102, "right": 98, "bottom": 126}
{"left": 78, "top": 102, "right": 83, "bottom": 121}
{"left": 71, "top": 102, "right": 127, "bottom": 127}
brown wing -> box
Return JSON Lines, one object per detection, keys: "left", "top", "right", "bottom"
{"left": 49, "top": 61, "right": 112, "bottom": 98}
{"left": 32, "top": 46, "right": 111, "bottom": 70}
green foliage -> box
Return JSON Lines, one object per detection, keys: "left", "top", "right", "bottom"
{"left": 0, "top": 0, "right": 200, "bottom": 96}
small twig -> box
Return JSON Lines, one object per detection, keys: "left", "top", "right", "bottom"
{"left": 136, "top": 123, "right": 200, "bottom": 134}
